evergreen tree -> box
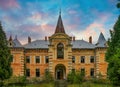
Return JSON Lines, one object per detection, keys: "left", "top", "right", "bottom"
{"left": 0, "top": 22, "right": 12, "bottom": 85}
{"left": 106, "top": 1, "right": 120, "bottom": 85}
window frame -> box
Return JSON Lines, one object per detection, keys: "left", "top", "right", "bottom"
{"left": 36, "top": 68, "right": 40, "bottom": 77}
{"left": 26, "top": 56, "right": 30, "bottom": 63}
{"left": 72, "top": 69, "right": 75, "bottom": 73}
{"left": 90, "top": 68, "right": 94, "bottom": 77}
{"left": 35, "top": 56, "right": 40, "bottom": 63}
{"left": 90, "top": 56, "right": 94, "bottom": 63}
{"left": 57, "top": 43, "right": 64, "bottom": 59}
{"left": 81, "top": 68, "right": 85, "bottom": 73}
{"left": 72, "top": 56, "right": 75, "bottom": 63}
{"left": 26, "top": 68, "right": 30, "bottom": 77}
{"left": 45, "top": 56, "right": 49, "bottom": 64}
{"left": 81, "top": 56, "right": 85, "bottom": 63}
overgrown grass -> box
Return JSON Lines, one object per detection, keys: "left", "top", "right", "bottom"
{"left": 68, "top": 82, "right": 112, "bottom": 87}
{"left": 25, "top": 82, "right": 113, "bottom": 87}
{"left": 26, "top": 83, "right": 54, "bottom": 87}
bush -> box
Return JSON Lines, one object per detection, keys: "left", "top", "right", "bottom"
{"left": 44, "top": 70, "right": 53, "bottom": 83}
{"left": 90, "top": 73, "right": 110, "bottom": 85}
{"left": 26, "top": 77, "right": 43, "bottom": 84}
{"left": 4, "top": 76, "right": 26, "bottom": 86}
{"left": 0, "top": 80, "right": 3, "bottom": 87}
{"left": 67, "top": 70, "right": 85, "bottom": 84}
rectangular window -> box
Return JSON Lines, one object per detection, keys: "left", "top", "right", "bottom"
{"left": 36, "top": 68, "right": 40, "bottom": 77}
{"left": 81, "top": 68, "right": 85, "bottom": 73}
{"left": 72, "top": 69, "right": 75, "bottom": 73}
{"left": 72, "top": 56, "right": 75, "bottom": 63}
{"left": 90, "top": 56, "right": 94, "bottom": 63}
{"left": 90, "top": 68, "right": 94, "bottom": 77}
{"left": 81, "top": 68, "right": 85, "bottom": 76}
{"left": 35, "top": 56, "right": 40, "bottom": 63}
{"left": 45, "top": 56, "right": 49, "bottom": 63}
{"left": 26, "top": 69, "right": 30, "bottom": 77}
{"left": 26, "top": 56, "right": 30, "bottom": 63}
{"left": 81, "top": 56, "right": 85, "bottom": 63}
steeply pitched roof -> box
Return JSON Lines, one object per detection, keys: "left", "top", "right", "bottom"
{"left": 24, "top": 39, "right": 95, "bottom": 49}
{"left": 24, "top": 40, "right": 49, "bottom": 49}
{"left": 13, "top": 38, "right": 23, "bottom": 47}
{"left": 72, "top": 40, "right": 95, "bottom": 49}
{"left": 9, "top": 35, "right": 12, "bottom": 41}
{"left": 55, "top": 12, "right": 65, "bottom": 34}
{"left": 96, "top": 32, "right": 106, "bottom": 47}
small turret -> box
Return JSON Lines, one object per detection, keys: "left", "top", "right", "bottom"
{"left": 8, "top": 35, "right": 13, "bottom": 47}
{"left": 96, "top": 32, "right": 106, "bottom": 47}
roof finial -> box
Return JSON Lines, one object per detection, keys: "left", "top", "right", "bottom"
{"left": 59, "top": 8, "right": 61, "bottom": 15}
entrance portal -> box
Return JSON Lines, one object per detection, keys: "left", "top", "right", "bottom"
{"left": 55, "top": 64, "right": 66, "bottom": 80}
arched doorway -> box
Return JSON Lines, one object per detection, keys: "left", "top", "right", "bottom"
{"left": 55, "top": 64, "right": 66, "bottom": 80}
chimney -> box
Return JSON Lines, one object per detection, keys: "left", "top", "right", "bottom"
{"left": 28, "top": 36, "right": 31, "bottom": 43}
{"left": 73, "top": 36, "right": 75, "bottom": 41}
{"left": 45, "top": 36, "right": 47, "bottom": 41}
{"left": 89, "top": 36, "right": 92, "bottom": 43}
{"left": 70, "top": 37, "right": 72, "bottom": 40}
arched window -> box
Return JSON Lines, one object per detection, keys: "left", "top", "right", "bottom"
{"left": 57, "top": 43, "right": 64, "bottom": 59}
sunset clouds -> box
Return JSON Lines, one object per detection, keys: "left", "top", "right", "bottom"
{"left": 0, "top": 0, "right": 119, "bottom": 44}
{"left": 0, "top": 0, "right": 20, "bottom": 10}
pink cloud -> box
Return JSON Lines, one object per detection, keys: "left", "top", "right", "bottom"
{"left": 19, "top": 24, "right": 42, "bottom": 33}
{"left": 15, "top": 23, "right": 55, "bottom": 44}
{"left": 68, "top": 10, "right": 77, "bottom": 15}
{"left": 41, "top": 23, "right": 54, "bottom": 34}
{"left": 0, "top": 0, "right": 20, "bottom": 10}
{"left": 66, "top": 22, "right": 106, "bottom": 43}
{"left": 27, "top": 12, "right": 48, "bottom": 25}
{"left": 30, "top": 12, "right": 42, "bottom": 20}
{"left": 80, "top": 22, "right": 105, "bottom": 43}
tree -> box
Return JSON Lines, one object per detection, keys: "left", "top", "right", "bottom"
{"left": 44, "top": 70, "right": 53, "bottom": 83}
{"left": 107, "top": 49, "right": 120, "bottom": 85}
{"left": 106, "top": 1, "right": 120, "bottom": 85}
{"left": 0, "top": 22, "right": 12, "bottom": 86}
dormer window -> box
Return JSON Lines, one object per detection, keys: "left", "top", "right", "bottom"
{"left": 57, "top": 43, "right": 64, "bottom": 59}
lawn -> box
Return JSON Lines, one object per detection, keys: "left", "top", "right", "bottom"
{"left": 26, "top": 82, "right": 113, "bottom": 87}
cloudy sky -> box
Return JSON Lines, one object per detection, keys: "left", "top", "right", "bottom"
{"left": 0, "top": 0, "right": 119, "bottom": 44}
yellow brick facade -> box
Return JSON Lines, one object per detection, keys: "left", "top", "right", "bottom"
{"left": 9, "top": 13, "right": 108, "bottom": 80}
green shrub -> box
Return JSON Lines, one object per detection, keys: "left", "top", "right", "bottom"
{"left": 4, "top": 76, "right": 26, "bottom": 86}
{"left": 44, "top": 70, "right": 53, "bottom": 83}
{"left": 90, "top": 73, "right": 110, "bottom": 85}
{"left": 27, "top": 77, "right": 43, "bottom": 84}
{"left": 67, "top": 70, "right": 85, "bottom": 84}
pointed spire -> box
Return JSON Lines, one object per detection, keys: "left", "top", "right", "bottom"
{"left": 97, "top": 32, "right": 106, "bottom": 43}
{"left": 9, "top": 35, "right": 12, "bottom": 41}
{"left": 59, "top": 8, "right": 61, "bottom": 15}
{"left": 96, "top": 32, "right": 106, "bottom": 47}
{"left": 55, "top": 9, "right": 65, "bottom": 34}
{"left": 15, "top": 35, "right": 17, "bottom": 40}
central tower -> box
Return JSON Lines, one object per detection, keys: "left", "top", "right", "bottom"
{"left": 48, "top": 11, "right": 73, "bottom": 79}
